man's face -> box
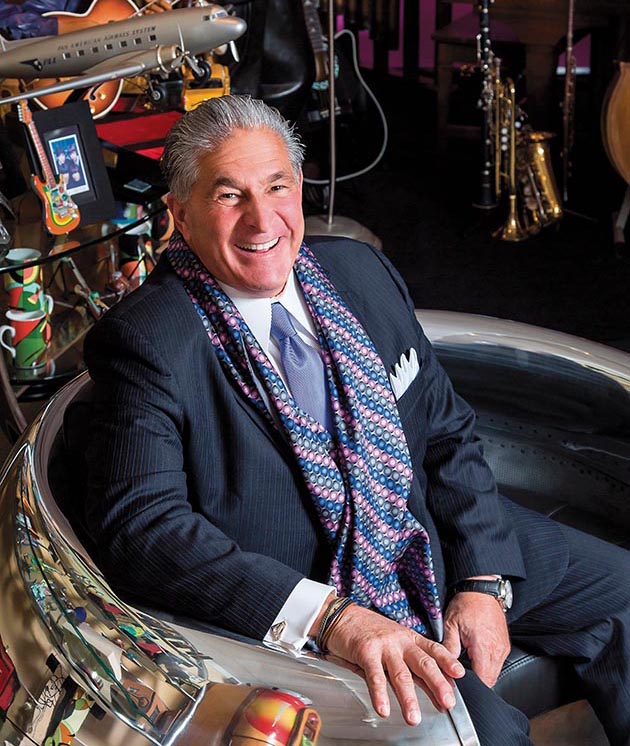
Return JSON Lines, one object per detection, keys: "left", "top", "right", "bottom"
{"left": 70, "top": 150, "right": 78, "bottom": 163}
{"left": 167, "top": 127, "right": 304, "bottom": 297}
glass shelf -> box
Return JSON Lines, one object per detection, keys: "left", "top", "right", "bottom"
{"left": 1, "top": 202, "right": 165, "bottom": 398}
{"left": 0, "top": 203, "right": 163, "bottom": 275}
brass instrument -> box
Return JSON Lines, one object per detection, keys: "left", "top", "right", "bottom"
{"left": 493, "top": 73, "right": 527, "bottom": 241}
{"left": 477, "top": 1, "right": 563, "bottom": 241}
{"left": 489, "top": 56, "right": 563, "bottom": 242}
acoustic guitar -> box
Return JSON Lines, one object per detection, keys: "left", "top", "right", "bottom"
{"left": 297, "top": 0, "right": 386, "bottom": 184}
{"left": 17, "top": 101, "right": 81, "bottom": 236}
{"left": 601, "top": 61, "right": 630, "bottom": 184}
{"left": 24, "top": 0, "right": 139, "bottom": 119}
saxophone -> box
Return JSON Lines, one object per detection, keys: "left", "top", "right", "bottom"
{"left": 477, "top": 1, "right": 563, "bottom": 241}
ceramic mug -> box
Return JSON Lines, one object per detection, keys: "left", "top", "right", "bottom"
{"left": 2, "top": 248, "right": 49, "bottom": 312}
{"left": 0, "top": 309, "right": 51, "bottom": 368}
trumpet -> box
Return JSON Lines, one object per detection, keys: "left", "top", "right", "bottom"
{"left": 490, "top": 57, "right": 563, "bottom": 242}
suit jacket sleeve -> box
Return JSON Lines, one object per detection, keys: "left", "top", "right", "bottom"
{"left": 357, "top": 246, "right": 527, "bottom": 584}
{"left": 417, "top": 327, "right": 526, "bottom": 583}
{"left": 84, "top": 314, "right": 304, "bottom": 641}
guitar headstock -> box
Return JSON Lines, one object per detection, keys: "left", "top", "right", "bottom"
{"left": 17, "top": 100, "right": 33, "bottom": 125}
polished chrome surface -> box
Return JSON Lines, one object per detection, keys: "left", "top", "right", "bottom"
{"left": 0, "top": 371, "right": 479, "bottom": 744}
{"left": 420, "top": 310, "right": 630, "bottom": 548}
{"left": 418, "top": 310, "right": 630, "bottom": 392}
{"left": 4, "top": 309, "right": 629, "bottom": 744}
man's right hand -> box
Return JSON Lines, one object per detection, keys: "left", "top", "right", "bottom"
{"left": 322, "top": 604, "right": 466, "bottom": 725}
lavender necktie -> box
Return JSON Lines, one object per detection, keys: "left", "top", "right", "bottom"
{"left": 270, "top": 302, "right": 332, "bottom": 430}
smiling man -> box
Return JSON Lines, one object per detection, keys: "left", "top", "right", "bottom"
{"left": 166, "top": 126, "right": 304, "bottom": 297}
{"left": 84, "top": 96, "right": 630, "bottom": 746}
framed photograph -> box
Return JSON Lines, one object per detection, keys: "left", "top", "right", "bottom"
{"left": 31, "top": 101, "right": 116, "bottom": 227}
{"left": 48, "top": 132, "right": 89, "bottom": 196}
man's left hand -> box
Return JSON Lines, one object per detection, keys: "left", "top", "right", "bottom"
{"left": 442, "top": 593, "right": 510, "bottom": 688}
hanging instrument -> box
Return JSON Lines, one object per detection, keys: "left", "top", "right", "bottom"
{"left": 475, "top": 0, "right": 497, "bottom": 208}
{"left": 297, "top": 0, "right": 388, "bottom": 184}
{"left": 477, "top": 2, "right": 563, "bottom": 241}
{"left": 561, "top": 0, "right": 577, "bottom": 203}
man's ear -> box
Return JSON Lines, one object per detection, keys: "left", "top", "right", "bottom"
{"left": 165, "top": 193, "right": 187, "bottom": 235}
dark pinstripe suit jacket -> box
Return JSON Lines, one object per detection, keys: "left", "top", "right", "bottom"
{"left": 84, "top": 238, "right": 569, "bottom": 640}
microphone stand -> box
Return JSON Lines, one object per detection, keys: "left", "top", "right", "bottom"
{"left": 304, "top": 1, "right": 382, "bottom": 249}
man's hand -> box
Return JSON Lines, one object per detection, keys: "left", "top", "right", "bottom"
{"left": 442, "top": 593, "right": 510, "bottom": 688}
{"left": 323, "top": 604, "right": 466, "bottom": 725}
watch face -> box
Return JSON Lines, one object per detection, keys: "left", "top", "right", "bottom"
{"left": 500, "top": 579, "right": 514, "bottom": 610}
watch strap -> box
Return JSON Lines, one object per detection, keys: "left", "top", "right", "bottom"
{"left": 450, "top": 579, "right": 502, "bottom": 597}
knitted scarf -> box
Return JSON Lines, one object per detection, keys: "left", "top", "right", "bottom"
{"left": 167, "top": 235, "right": 442, "bottom": 637}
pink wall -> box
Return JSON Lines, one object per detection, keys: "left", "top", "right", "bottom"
{"left": 358, "top": 1, "right": 471, "bottom": 72}
{"left": 355, "top": 0, "right": 590, "bottom": 73}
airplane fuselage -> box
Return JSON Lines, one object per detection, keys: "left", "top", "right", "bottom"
{"left": 0, "top": 6, "right": 242, "bottom": 79}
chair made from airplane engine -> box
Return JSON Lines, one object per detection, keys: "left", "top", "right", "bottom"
{"left": 53, "top": 376, "right": 582, "bottom": 722}
{"left": 46, "top": 311, "right": 630, "bottom": 738}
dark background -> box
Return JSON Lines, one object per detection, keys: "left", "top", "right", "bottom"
{"left": 306, "top": 72, "right": 630, "bottom": 353}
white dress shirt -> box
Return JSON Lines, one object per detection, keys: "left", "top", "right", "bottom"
{"left": 219, "top": 271, "right": 334, "bottom": 654}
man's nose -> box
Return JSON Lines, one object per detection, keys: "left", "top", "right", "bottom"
{"left": 243, "top": 196, "right": 273, "bottom": 231}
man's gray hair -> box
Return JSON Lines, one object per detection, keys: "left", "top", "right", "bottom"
{"left": 161, "top": 95, "right": 305, "bottom": 201}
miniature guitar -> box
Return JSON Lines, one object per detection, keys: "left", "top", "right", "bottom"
{"left": 17, "top": 101, "right": 81, "bottom": 236}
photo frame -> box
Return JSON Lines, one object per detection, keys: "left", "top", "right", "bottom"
{"left": 31, "top": 101, "right": 116, "bottom": 227}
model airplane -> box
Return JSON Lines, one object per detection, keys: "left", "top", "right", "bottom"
{"left": 0, "top": 3, "right": 246, "bottom": 107}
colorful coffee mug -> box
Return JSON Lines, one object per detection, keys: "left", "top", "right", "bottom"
{"left": 3, "top": 248, "right": 45, "bottom": 312}
{"left": 0, "top": 309, "right": 51, "bottom": 369}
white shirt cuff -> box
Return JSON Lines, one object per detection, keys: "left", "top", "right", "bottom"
{"left": 263, "top": 579, "right": 334, "bottom": 656}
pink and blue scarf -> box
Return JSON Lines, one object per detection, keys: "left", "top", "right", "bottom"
{"left": 167, "top": 234, "right": 442, "bottom": 637}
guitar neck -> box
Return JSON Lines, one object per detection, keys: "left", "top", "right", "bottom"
{"left": 302, "top": 0, "right": 329, "bottom": 82}
{"left": 25, "top": 120, "right": 56, "bottom": 186}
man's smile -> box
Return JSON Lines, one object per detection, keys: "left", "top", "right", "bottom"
{"left": 236, "top": 238, "right": 280, "bottom": 252}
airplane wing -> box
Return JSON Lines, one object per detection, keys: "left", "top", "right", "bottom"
{"left": 0, "top": 45, "right": 184, "bottom": 106}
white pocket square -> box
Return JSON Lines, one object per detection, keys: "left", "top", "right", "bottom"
{"left": 389, "top": 348, "right": 419, "bottom": 401}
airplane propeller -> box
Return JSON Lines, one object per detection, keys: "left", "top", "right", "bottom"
{"left": 176, "top": 22, "right": 201, "bottom": 77}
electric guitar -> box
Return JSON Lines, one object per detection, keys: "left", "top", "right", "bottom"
{"left": 17, "top": 101, "right": 81, "bottom": 236}
{"left": 25, "top": 0, "right": 139, "bottom": 119}
{"left": 297, "top": 0, "right": 386, "bottom": 183}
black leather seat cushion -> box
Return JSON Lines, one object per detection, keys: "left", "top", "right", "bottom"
{"left": 494, "top": 645, "right": 582, "bottom": 719}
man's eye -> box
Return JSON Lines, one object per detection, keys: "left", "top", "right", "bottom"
{"left": 218, "top": 192, "right": 238, "bottom": 201}
{"left": 271, "top": 184, "right": 288, "bottom": 192}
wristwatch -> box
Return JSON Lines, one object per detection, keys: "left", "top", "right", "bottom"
{"left": 450, "top": 578, "right": 513, "bottom": 612}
